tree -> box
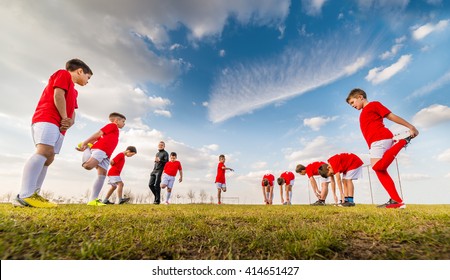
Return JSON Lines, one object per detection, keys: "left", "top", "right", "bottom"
{"left": 199, "top": 190, "right": 207, "bottom": 204}
{"left": 187, "top": 190, "right": 196, "bottom": 204}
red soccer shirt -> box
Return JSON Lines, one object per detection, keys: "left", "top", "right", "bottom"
{"left": 107, "top": 152, "right": 125, "bottom": 176}
{"left": 32, "top": 70, "right": 78, "bottom": 135}
{"left": 261, "top": 174, "right": 275, "bottom": 187}
{"left": 215, "top": 162, "right": 226, "bottom": 184}
{"left": 360, "top": 101, "right": 394, "bottom": 147}
{"left": 280, "top": 171, "right": 295, "bottom": 185}
{"left": 327, "top": 153, "right": 363, "bottom": 174}
{"left": 91, "top": 123, "right": 119, "bottom": 157}
{"left": 305, "top": 161, "right": 326, "bottom": 178}
{"left": 164, "top": 160, "right": 182, "bottom": 176}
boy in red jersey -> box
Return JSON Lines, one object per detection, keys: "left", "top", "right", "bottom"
{"left": 77, "top": 112, "right": 126, "bottom": 206}
{"left": 160, "top": 152, "right": 183, "bottom": 205}
{"left": 277, "top": 171, "right": 295, "bottom": 205}
{"left": 215, "top": 154, "right": 234, "bottom": 205}
{"left": 261, "top": 173, "right": 275, "bottom": 204}
{"left": 14, "top": 59, "right": 92, "bottom": 208}
{"left": 318, "top": 153, "right": 364, "bottom": 207}
{"left": 346, "top": 88, "right": 419, "bottom": 209}
{"left": 102, "top": 146, "right": 137, "bottom": 205}
{"left": 296, "top": 162, "right": 341, "bottom": 206}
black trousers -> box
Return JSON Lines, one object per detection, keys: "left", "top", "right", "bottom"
{"left": 149, "top": 171, "right": 162, "bottom": 204}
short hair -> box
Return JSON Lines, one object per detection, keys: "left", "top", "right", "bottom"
{"left": 262, "top": 178, "right": 269, "bottom": 187}
{"left": 170, "top": 152, "right": 177, "bottom": 157}
{"left": 346, "top": 88, "right": 367, "bottom": 103}
{"left": 318, "top": 163, "right": 329, "bottom": 178}
{"left": 109, "top": 112, "right": 126, "bottom": 120}
{"left": 219, "top": 154, "right": 225, "bottom": 159}
{"left": 277, "top": 177, "right": 285, "bottom": 186}
{"left": 295, "top": 164, "right": 306, "bottom": 173}
{"left": 66, "top": 59, "right": 93, "bottom": 75}
{"left": 126, "top": 146, "right": 137, "bottom": 153}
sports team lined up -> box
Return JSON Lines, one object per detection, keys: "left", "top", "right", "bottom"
{"left": 13, "top": 59, "right": 419, "bottom": 209}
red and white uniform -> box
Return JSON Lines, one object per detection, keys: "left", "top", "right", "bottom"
{"left": 360, "top": 101, "right": 394, "bottom": 147}
{"left": 261, "top": 174, "right": 275, "bottom": 187}
{"left": 163, "top": 160, "right": 182, "bottom": 176}
{"left": 107, "top": 152, "right": 125, "bottom": 176}
{"left": 32, "top": 70, "right": 78, "bottom": 136}
{"left": 279, "top": 171, "right": 295, "bottom": 185}
{"left": 327, "top": 153, "right": 363, "bottom": 174}
{"left": 91, "top": 123, "right": 119, "bottom": 158}
{"left": 305, "top": 161, "right": 326, "bottom": 178}
{"left": 215, "top": 162, "right": 226, "bottom": 184}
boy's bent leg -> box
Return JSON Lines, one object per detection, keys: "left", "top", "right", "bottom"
{"left": 372, "top": 139, "right": 407, "bottom": 171}
{"left": 374, "top": 170, "right": 403, "bottom": 203}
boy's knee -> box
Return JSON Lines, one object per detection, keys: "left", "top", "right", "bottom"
{"left": 82, "top": 163, "right": 94, "bottom": 170}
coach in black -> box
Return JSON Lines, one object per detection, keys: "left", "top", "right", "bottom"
{"left": 149, "top": 141, "right": 169, "bottom": 204}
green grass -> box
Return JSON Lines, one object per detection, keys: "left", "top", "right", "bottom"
{"left": 0, "top": 204, "right": 449, "bottom": 260}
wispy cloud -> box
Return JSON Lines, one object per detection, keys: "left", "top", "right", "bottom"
{"left": 208, "top": 32, "right": 375, "bottom": 123}
{"left": 304, "top": 116, "right": 338, "bottom": 131}
{"left": 379, "top": 36, "right": 406, "bottom": 60}
{"left": 365, "top": 54, "right": 412, "bottom": 84}
{"left": 412, "top": 104, "right": 450, "bottom": 129}
{"left": 412, "top": 19, "right": 449, "bottom": 40}
{"left": 409, "top": 70, "right": 450, "bottom": 98}
{"left": 302, "top": 0, "right": 327, "bottom": 16}
{"left": 437, "top": 148, "right": 450, "bottom": 162}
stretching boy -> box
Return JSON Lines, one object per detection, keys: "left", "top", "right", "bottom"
{"left": 296, "top": 162, "right": 341, "bottom": 206}
{"left": 102, "top": 146, "right": 137, "bottom": 205}
{"left": 346, "top": 88, "right": 418, "bottom": 208}
{"left": 14, "top": 59, "right": 92, "bottom": 208}
{"left": 318, "top": 153, "right": 363, "bottom": 207}
{"left": 215, "top": 154, "right": 234, "bottom": 205}
{"left": 261, "top": 173, "right": 275, "bottom": 204}
{"left": 77, "top": 112, "right": 126, "bottom": 206}
{"left": 277, "top": 171, "right": 295, "bottom": 205}
{"left": 160, "top": 152, "right": 183, "bottom": 205}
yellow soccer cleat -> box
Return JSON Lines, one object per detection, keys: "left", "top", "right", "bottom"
{"left": 87, "top": 198, "right": 107, "bottom": 206}
{"left": 20, "top": 193, "right": 57, "bottom": 208}
{"left": 77, "top": 142, "right": 93, "bottom": 150}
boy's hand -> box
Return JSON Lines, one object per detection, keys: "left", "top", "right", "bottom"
{"left": 179, "top": 177, "right": 183, "bottom": 183}
{"left": 60, "top": 117, "right": 74, "bottom": 131}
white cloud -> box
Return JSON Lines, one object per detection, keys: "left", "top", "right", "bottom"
{"left": 252, "top": 161, "right": 268, "bottom": 169}
{"left": 412, "top": 19, "right": 450, "bottom": 40}
{"left": 202, "top": 101, "right": 209, "bottom": 107}
{"left": 302, "top": 0, "right": 327, "bottom": 16}
{"left": 285, "top": 136, "right": 333, "bottom": 163}
{"left": 303, "top": 116, "right": 338, "bottom": 131}
{"left": 437, "top": 148, "right": 450, "bottom": 163}
{"left": 401, "top": 173, "right": 432, "bottom": 181}
{"left": 219, "top": 49, "right": 226, "bottom": 57}
{"left": 412, "top": 104, "right": 450, "bottom": 129}
{"left": 379, "top": 42, "right": 404, "bottom": 60}
{"left": 365, "top": 54, "right": 412, "bottom": 84}
{"left": 154, "top": 110, "right": 172, "bottom": 118}
{"left": 409, "top": 70, "right": 450, "bottom": 98}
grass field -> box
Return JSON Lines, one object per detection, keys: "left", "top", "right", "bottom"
{"left": 0, "top": 203, "right": 449, "bottom": 260}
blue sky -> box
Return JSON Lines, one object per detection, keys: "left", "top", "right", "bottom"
{"left": 1, "top": 0, "right": 449, "bottom": 204}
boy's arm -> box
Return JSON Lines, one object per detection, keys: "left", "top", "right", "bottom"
{"left": 79, "top": 130, "right": 103, "bottom": 150}
{"left": 178, "top": 169, "right": 183, "bottom": 183}
{"left": 309, "top": 177, "right": 321, "bottom": 198}
{"left": 54, "top": 87, "right": 71, "bottom": 131}
{"left": 386, "top": 113, "right": 419, "bottom": 137}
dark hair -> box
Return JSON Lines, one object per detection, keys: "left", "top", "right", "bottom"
{"left": 295, "top": 164, "right": 306, "bottom": 173}
{"left": 277, "top": 177, "right": 285, "bottom": 186}
{"left": 126, "top": 146, "right": 137, "bottom": 153}
{"left": 109, "top": 112, "right": 126, "bottom": 120}
{"left": 66, "top": 59, "right": 93, "bottom": 75}
{"left": 219, "top": 154, "right": 225, "bottom": 159}
{"left": 170, "top": 152, "right": 177, "bottom": 157}
{"left": 346, "top": 88, "right": 367, "bottom": 103}
{"left": 318, "top": 163, "right": 329, "bottom": 178}
{"left": 262, "top": 178, "right": 269, "bottom": 187}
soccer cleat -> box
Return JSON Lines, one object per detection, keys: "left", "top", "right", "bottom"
{"left": 341, "top": 201, "right": 356, "bottom": 207}
{"left": 164, "top": 201, "right": 170, "bottom": 205}
{"left": 76, "top": 142, "right": 93, "bottom": 151}
{"left": 14, "top": 193, "right": 57, "bottom": 208}
{"left": 378, "top": 199, "right": 406, "bottom": 209}
{"left": 12, "top": 194, "right": 28, "bottom": 207}
{"left": 87, "top": 198, "right": 106, "bottom": 206}
{"left": 218, "top": 201, "right": 222, "bottom": 205}
{"left": 311, "top": 200, "right": 326, "bottom": 206}
{"left": 119, "top": 197, "right": 130, "bottom": 204}
{"left": 102, "top": 199, "right": 114, "bottom": 205}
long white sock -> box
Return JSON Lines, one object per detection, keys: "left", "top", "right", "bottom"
{"left": 166, "top": 192, "right": 172, "bottom": 202}
{"left": 20, "top": 154, "right": 47, "bottom": 198}
{"left": 289, "top": 191, "right": 292, "bottom": 201}
{"left": 266, "top": 192, "right": 270, "bottom": 201}
{"left": 82, "top": 148, "right": 92, "bottom": 164}
{"left": 35, "top": 166, "right": 48, "bottom": 194}
{"left": 90, "top": 175, "right": 106, "bottom": 201}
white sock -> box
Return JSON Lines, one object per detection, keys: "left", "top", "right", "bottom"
{"left": 20, "top": 154, "right": 47, "bottom": 198}
{"left": 82, "top": 148, "right": 92, "bottom": 164}
{"left": 266, "top": 192, "right": 270, "bottom": 200}
{"left": 166, "top": 192, "right": 172, "bottom": 202}
{"left": 90, "top": 175, "right": 106, "bottom": 201}
{"left": 289, "top": 191, "right": 292, "bottom": 201}
{"left": 35, "top": 166, "right": 48, "bottom": 194}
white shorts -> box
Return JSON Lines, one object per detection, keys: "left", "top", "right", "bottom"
{"left": 317, "top": 176, "right": 331, "bottom": 183}
{"left": 370, "top": 139, "right": 394, "bottom": 159}
{"left": 161, "top": 173, "right": 176, "bottom": 189}
{"left": 90, "top": 149, "right": 110, "bottom": 171}
{"left": 342, "top": 166, "right": 363, "bottom": 180}
{"left": 108, "top": 176, "right": 122, "bottom": 187}
{"left": 32, "top": 122, "right": 64, "bottom": 154}
{"left": 287, "top": 179, "right": 295, "bottom": 186}
{"left": 216, "top": 183, "right": 226, "bottom": 190}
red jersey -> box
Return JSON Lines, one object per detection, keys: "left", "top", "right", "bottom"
{"left": 32, "top": 70, "right": 78, "bottom": 135}
{"left": 305, "top": 161, "right": 326, "bottom": 178}
{"left": 215, "top": 162, "right": 226, "bottom": 184}
{"left": 261, "top": 174, "right": 275, "bottom": 187}
{"left": 91, "top": 123, "right": 119, "bottom": 157}
{"left": 327, "top": 153, "right": 363, "bottom": 174}
{"left": 164, "top": 160, "right": 182, "bottom": 176}
{"left": 280, "top": 171, "right": 295, "bottom": 185}
{"left": 360, "top": 101, "right": 394, "bottom": 147}
{"left": 107, "top": 152, "right": 125, "bottom": 176}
